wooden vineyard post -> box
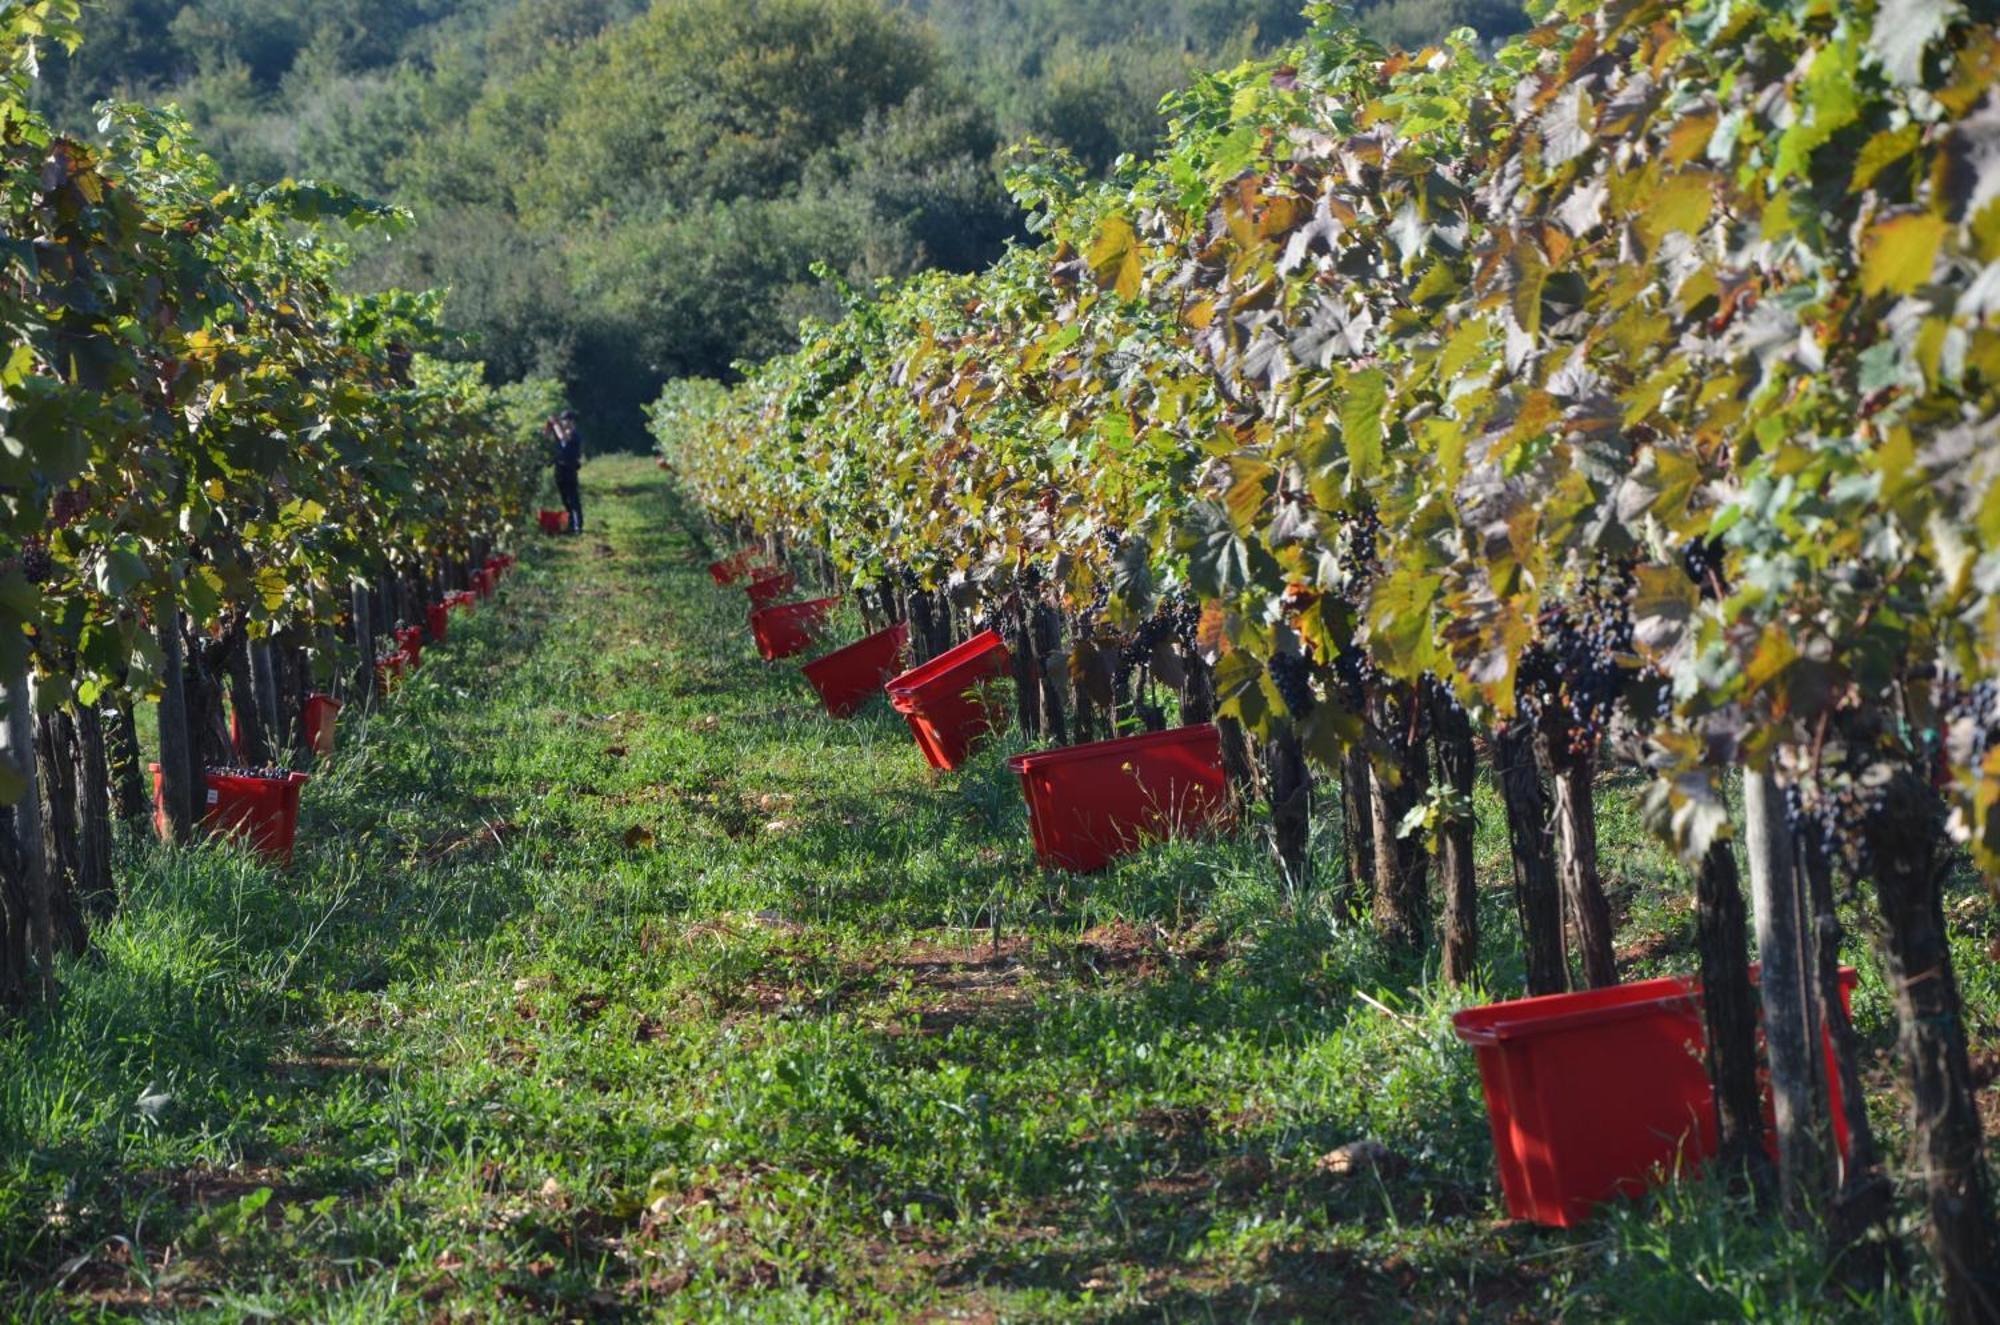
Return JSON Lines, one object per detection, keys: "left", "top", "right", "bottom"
{"left": 2, "top": 661, "right": 52, "bottom": 1002}
{"left": 1495, "top": 721, "right": 1565, "bottom": 996}
{"left": 1432, "top": 687, "right": 1479, "bottom": 985}
{"left": 1368, "top": 684, "right": 1428, "bottom": 949}
{"left": 154, "top": 610, "right": 196, "bottom": 844}
{"left": 353, "top": 581, "right": 378, "bottom": 701}
{"left": 1865, "top": 770, "right": 2000, "bottom": 1324}
{"left": 1548, "top": 747, "right": 1617, "bottom": 988}
{"left": 1695, "top": 831, "right": 1772, "bottom": 1196}
{"left": 1266, "top": 726, "right": 1311, "bottom": 897}
{"left": 1745, "top": 769, "right": 1831, "bottom": 1221}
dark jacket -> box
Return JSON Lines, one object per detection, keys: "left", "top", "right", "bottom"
{"left": 550, "top": 419, "right": 582, "bottom": 470}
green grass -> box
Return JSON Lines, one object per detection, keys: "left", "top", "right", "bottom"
{"left": 0, "top": 455, "right": 1991, "bottom": 1321}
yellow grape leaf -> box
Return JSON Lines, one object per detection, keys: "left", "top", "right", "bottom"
{"left": 1085, "top": 216, "right": 1143, "bottom": 302}
{"left": 1848, "top": 125, "right": 1921, "bottom": 193}
{"left": 1636, "top": 171, "right": 1714, "bottom": 250}
{"left": 1744, "top": 626, "right": 1796, "bottom": 693}
{"left": 254, "top": 566, "right": 288, "bottom": 612}
{"left": 1860, "top": 212, "right": 1946, "bottom": 295}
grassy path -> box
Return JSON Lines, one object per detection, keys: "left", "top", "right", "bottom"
{"left": 0, "top": 456, "right": 1984, "bottom": 1322}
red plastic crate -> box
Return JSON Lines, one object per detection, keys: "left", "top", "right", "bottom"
{"left": 376, "top": 651, "right": 405, "bottom": 692}
{"left": 149, "top": 763, "right": 311, "bottom": 864}
{"left": 538, "top": 509, "right": 566, "bottom": 534}
{"left": 745, "top": 571, "right": 796, "bottom": 607}
{"left": 397, "top": 625, "right": 425, "bottom": 669}
{"left": 302, "top": 694, "right": 340, "bottom": 757}
{"left": 1452, "top": 967, "right": 1858, "bottom": 1227}
{"left": 750, "top": 597, "right": 839, "bottom": 661}
{"left": 1007, "top": 724, "right": 1232, "bottom": 872}
{"left": 426, "top": 601, "right": 449, "bottom": 644}
{"left": 708, "top": 550, "right": 757, "bottom": 586}
{"left": 885, "top": 629, "right": 1013, "bottom": 771}
{"left": 801, "top": 622, "right": 908, "bottom": 718}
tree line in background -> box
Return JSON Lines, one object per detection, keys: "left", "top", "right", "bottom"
{"left": 1, "top": 3, "right": 555, "bottom": 1012}
{"left": 659, "top": 1, "right": 2000, "bottom": 1318}
{"left": 30, "top": 0, "right": 1530, "bottom": 438}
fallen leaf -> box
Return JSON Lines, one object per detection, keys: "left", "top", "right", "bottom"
{"left": 624, "top": 825, "right": 656, "bottom": 850}
{"left": 1317, "top": 1139, "right": 1402, "bottom": 1176}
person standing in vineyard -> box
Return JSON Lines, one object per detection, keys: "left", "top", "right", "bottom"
{"left": 546, "top": 409, "right": 585, "bottom": 534}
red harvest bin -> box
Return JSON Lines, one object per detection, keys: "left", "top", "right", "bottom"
{"left": 397, "top": 625, "right": 425, "bottom": 669}
{"left": 1452, "top": 967, "right": 1858, "bottom": 1228}
{"left": 801, "top": 622, "right": 908, "bottom": 718}
{"left": 744, "top": 571, "right": 796, "bottom": 607}
{"left": 539, "top": 509, "right": 566, "bottom": 534}
{"left": 886, "top": 629, "right": 1013, "bottom": 772}
{"left": 376, "top": 651, "right": 405, "bottom": 692}
{"left": 150, "top": 763, "right": 311, "bottom": 864}
{"left": 1007, "top": 724, "right": 1232, "bottom": 872}
{"left": 426, "top": 601, "right": 449, "bottom": 644}
{"left": 750, "top": 597, "right": 839, "bottom": 661}
{"left": 708, "top": 550, "right": 758, "bottom": 586}
{"left": 476, "top": 567, "right": 496, "bottom": 598}
{"left": 302, "top": 694, "right": 340, "bottom": 757}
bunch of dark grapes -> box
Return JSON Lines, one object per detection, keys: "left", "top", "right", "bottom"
{"left": 1165, "top": 591, "right": 1200, "bottom": 648}
{"left": 1331, "top": 641, "right": 1377, "bottom": 707}
{"left": 1268, "top": 650, "right": 1317, "bottom": 718}
{"left": 1780, "top": 766, "right": 1884, "bottom": 875}
{"left": 1119, "top": 604, "right": 1180, "bottom": 667}
{"left": 1099, "top": 527, "right": 1123, "bottom": 553}
{"left": 1519, "top": 567, "right": 1636, "bottom": 760}
{"left": 1679, "top": 536, "right": 1727, "bottom": 601}
{"left": 1335, "top": 503, "right": 1383, "bottom": 595}
{"left": 971, "top": 602, "right": 1005, "bottom": 637}
{"left": 16, "top": 540, "right": 53, "bottom": 585}
{"left": 1015, "top": 562, "right": 1044, "bottom": 592}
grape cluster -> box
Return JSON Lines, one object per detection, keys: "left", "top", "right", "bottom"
{"left": 16, "top": 541, "right": 53, "bottom": 585}
{"left": 1781, "top": 769, "right": 1883, "bottom": 874}
{"left": 215, "top": 764, "right": 292, "bottom": 780}
{"left": 1336, "top": 504, "right": 1383, "bottom": 592}
{"left": 1268, "top": 651, "right": 1317, "bottom": 717}
{"left": 972, "top": 593, "right": 1027, "bottom": 644}
{"left": 1518, "top": 568, "right": 1635, "bottom": 759}
{"left": 1678, "top": 536, "right": 1727, "bottom": 600}
{"left": 50, "top": 487, "right": 88, "bottom": 529}
{"left": 1119, "top": 605, "right": 1180, "bottom": 667}
{"left": 1332, "top": 641, "right": 1378, "bottom": 706}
